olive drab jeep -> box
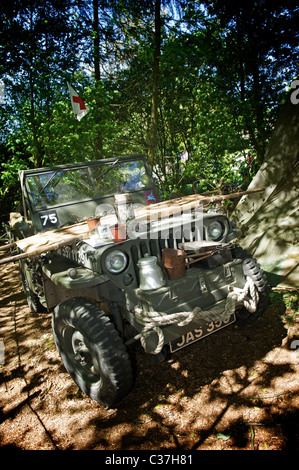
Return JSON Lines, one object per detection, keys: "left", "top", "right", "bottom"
{"left": 5, "top": 154, "right": 268, "bottom": 408}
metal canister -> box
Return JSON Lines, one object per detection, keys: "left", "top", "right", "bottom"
{"left": 137, "top": 254, "right": 166, "bottom": 290}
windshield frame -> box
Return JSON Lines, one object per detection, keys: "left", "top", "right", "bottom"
{"left": 22, "top": 155, "right": 153, "bottom": 213}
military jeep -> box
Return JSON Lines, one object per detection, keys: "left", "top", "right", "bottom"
{"left": 7, "top": 154, "right": 268, "bottom": 407}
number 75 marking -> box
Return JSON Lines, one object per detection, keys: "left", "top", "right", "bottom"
{"left": 39, "top": 210, "right": 59, "bottom": 228}
{"left": 41, "top": 213, "right": 58, "bottom": 226}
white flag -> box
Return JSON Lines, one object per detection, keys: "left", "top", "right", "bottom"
{"left": 67, "top": 82, "right": 89, "bottom": 121}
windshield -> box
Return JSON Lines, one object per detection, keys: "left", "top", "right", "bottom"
{"left": 26, "top": 159, "right": 151, "bottom": 210}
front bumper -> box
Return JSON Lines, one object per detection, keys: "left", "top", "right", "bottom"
{"left": 124, "top": 257, "right": 246, "bottom": 354}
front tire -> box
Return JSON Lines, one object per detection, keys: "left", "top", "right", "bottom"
{"left": 52, "top": 297, "right": 133, "bottom": 407}
{"left": 234, "top": 247, "right": 268, "bottom": 326}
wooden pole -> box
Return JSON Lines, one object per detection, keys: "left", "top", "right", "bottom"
{"left": 0, "top": 242, "right": 17, "bottom": 252}
{"left": 0, "top": 234, "right": 89, "bottom": 265}
{"left": 0, "top": 188, "right": 264, "bottom": 265}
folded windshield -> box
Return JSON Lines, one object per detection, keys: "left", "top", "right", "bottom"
{"left": 26, "top": 159, "right": 150, "bottom": 210}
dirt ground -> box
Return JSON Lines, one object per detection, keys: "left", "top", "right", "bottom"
{"left": 0, "top": 256, "right": 298, "bottom": 451}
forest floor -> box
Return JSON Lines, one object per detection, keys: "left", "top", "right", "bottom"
{"left": 0, "top": 254, "right": 298, "bottom": 452}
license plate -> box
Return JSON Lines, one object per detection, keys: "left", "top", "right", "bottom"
{"left": 170, "top": 313, "right": 236, "bottom": 352}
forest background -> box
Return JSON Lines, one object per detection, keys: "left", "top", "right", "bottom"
{"left": 0, "top": 0, "right": 298, "bottom": 223}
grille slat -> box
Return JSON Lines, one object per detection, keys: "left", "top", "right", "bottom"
{"left": 129, "top": 223, "right": 201, "bottom": 263}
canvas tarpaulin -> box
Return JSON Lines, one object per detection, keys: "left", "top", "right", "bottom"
{"left": 234, "top": 89, "right": 299, "bottom": 288}
{"left": 0, "top": 219, "right": 90, "bottom": 265}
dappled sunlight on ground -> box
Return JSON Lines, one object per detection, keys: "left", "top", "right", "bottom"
{"left": 0, "top": 256, "right": 298, "bottom": 450}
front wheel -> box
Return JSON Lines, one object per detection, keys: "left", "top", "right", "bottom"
{"left": 52, "top": 298, "right": 133, "bottom": 407}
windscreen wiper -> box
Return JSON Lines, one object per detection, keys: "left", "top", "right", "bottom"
{"left": 99, "top": 158, "right": 119, "bottom": 179}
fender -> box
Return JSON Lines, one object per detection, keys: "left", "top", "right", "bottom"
{"left": 42, "top": 255, "right": 109, "bottom": 289}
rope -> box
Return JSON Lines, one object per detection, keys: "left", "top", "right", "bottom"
{"left": 133, "top": 276, "right": 259, "bottom": 354}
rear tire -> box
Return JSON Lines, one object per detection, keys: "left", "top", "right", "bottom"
{"left": 19, "top": 261, "right": 46, "bottom": 313}
{"left": 52, "top": 297, "right": 133, "bottom": 407}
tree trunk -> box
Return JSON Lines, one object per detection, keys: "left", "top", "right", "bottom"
{"left": 29, "top": 7, "right": 40, "bottom": 168}
{"left": 147, "top": 0, "right": 161, "bottom": 170}
{"left": 93, "top": 0, "right": 100, "bottom": 82}
{"left": 93, "top": 0, "right": 103, "bottom": 154}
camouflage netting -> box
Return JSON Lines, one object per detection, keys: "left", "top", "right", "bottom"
{"left": 234, "top": 89, "right": 299, "bottom": 288}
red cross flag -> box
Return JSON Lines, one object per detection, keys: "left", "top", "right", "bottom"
{"left": 67, "top": 82, "right": 89, "bottom": 121}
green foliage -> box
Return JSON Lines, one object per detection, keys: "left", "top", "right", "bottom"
{"left": 0, "top": 0, "right": 298, "bottom": 218}
{"left": 269, "top": 289, "right": 299, "bottom": 312}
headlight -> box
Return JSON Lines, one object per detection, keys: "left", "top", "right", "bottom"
{"left": 207, "top": 221, "right": 224, "bottom": 241}
{"left": 105, "top": 250, "right": 128, "bottom": 274}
